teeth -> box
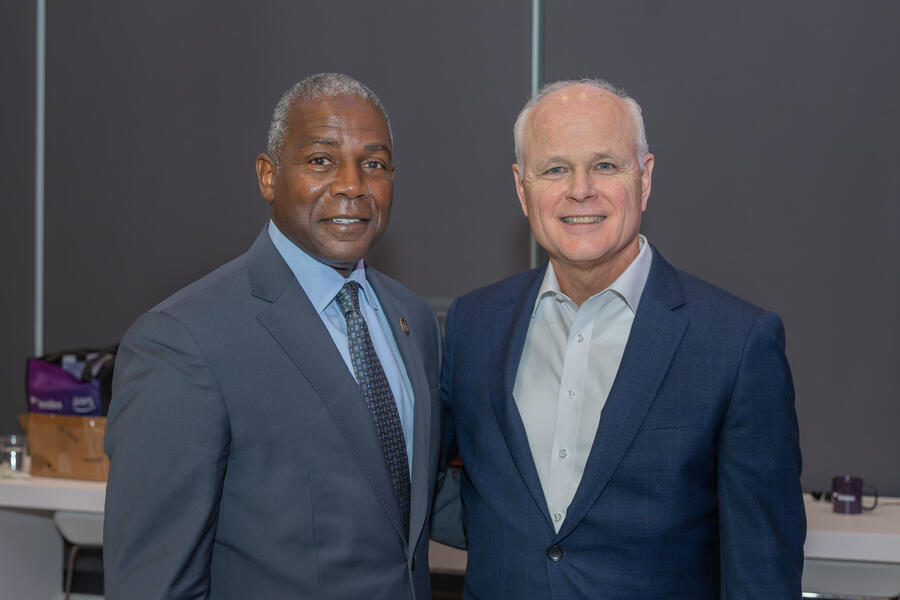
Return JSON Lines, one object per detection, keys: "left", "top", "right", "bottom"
{"left": 562, "top": 216, "right": 605, "bottom": 224}
{"left": 331, "top": 218, "right": 362, "bottom": 224}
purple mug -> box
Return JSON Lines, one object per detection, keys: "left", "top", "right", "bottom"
{"left": 832, "top": 475, "right": 878, "bottom": 514}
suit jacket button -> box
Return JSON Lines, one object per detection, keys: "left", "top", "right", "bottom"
{"left": 547, "top": 546, "right": 563, "bottom": 562}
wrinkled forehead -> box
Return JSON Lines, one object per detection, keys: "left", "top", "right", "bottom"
{"left": 524, "top": 86, "right": 636, "bottom": 158}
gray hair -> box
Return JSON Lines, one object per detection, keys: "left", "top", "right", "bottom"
{"left": 513, "top": 78, "right": 649, "bottom": 171}
{"left": 266, "top": 72, "right": 392, "bottom": 166}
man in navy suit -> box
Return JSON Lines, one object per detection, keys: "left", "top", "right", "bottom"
{"left": 440, "top": 79, "right": 805, "bottom": 598}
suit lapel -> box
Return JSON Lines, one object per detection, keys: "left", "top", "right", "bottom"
{"left": 366, "top": 271, "right": 431, "bottom": 547}
{"left": 247, "top": 232, "right": 405, "bottom": 540}
{"left": 491, "top": 267, "right": 555, "bottom": 528}
{"left": 556, "top": 249, "right": 688, "bottom": 540}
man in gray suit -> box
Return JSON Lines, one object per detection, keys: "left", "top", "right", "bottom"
{"left": 104, "top": 73, "right": 459, "bottom": 599}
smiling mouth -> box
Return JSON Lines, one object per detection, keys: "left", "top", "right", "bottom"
{"left": 328, "top": 217, "right": 367, "bottom": 225}
{"left": 561, "top": 216, "right": 606, "bottom": 224}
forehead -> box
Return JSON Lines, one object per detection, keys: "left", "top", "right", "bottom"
{"left": 524, "top": 85, "right": 636, "bottom": 159}
{"left": 287, "top": 94, "right": 391, "bottom": 146}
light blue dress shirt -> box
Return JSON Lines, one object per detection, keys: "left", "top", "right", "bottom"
{"left": 513, "top": 236, "right": 653, "bottom": 531}
{"left": 267, "top": 221, "right": 415, "bottom": 470}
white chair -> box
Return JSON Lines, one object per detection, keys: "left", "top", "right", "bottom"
{"left": 54, "top": 510, "right": 104, "bottom": 600}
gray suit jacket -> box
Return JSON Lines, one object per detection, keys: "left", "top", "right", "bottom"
{"left": 104, "top": 229, "right": 450, "bottom": 599}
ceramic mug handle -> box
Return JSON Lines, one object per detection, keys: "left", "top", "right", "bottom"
{"left": 862, "top": 484, "right": 879, "bottom": 511}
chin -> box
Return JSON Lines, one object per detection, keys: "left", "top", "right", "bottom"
{"left": 325, "top": 246, "right": 371, "bottom": 263}
{"left": 556, "top": 245, "right": 615, "bottom": 263}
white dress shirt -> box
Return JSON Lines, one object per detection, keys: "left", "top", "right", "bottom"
{"left": 513, "top": 236, "right": 653, "bottom": 531}
{"left": 268, "top": 221, "right": 415, "bottom": 471}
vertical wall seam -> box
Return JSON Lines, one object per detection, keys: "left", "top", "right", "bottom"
{"left": 531, "top": 0, "right": 542, "bottom": 96}
{"left": 529, "top": 0, "right": 543, "bottom": 269}
{"left": 34, "top": 0, "right": 45, "bottom": 356}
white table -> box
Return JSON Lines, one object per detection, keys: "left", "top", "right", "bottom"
{"left": 429, "top": 541, "right": 467, "bottom": 574}
{"left": 0, "top": 476, "right": 105, "bottom": 600}
{"left": 803, "top": 494, "right": 900, "bottom": 599}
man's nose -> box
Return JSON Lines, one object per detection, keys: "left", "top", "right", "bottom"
{"left": 566, "top": 169, "right": 597, "bottom": 202}
{"left": 330, "top": 162, "right": 368, "bottom": 198}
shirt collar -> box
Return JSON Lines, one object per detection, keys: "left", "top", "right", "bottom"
{"left": 532, "top": 235, "right": 653, "bottom": 316}
{"left": 267, "top": 220, "right": 380, "bottom": 314}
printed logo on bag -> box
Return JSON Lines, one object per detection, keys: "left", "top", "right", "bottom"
{"left": 72, "top": 395, "right": 98, "bottom": 413}
{"left": 29, "top": 396, "right": 64, "bottom": 412}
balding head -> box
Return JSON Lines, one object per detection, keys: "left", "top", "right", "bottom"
{"left": 514, "top": 78, "right": 649, "bottom": 172}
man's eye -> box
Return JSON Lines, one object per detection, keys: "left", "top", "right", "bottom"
{"left": 596, "top": 162, "right": 614, "bottom": 171}
{"left": 310, "top": 157, "right": 331, "bottom": 166}
{"left": 544, "top": 166, "right": 565, "bottom": 175}
{"left": 363, "top": 160, "right": 385, "bottom": 169}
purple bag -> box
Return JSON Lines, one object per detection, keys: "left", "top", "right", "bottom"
{"left": 26, "top": 346, "right": 117, "bottom": 416}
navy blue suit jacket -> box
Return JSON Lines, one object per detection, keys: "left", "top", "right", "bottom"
{"left": 441, "top": 248, "right": 805, "bottom": 599}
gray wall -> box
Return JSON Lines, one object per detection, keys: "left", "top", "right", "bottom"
{"left": 2, "top": 1, "right": 898, "bottom": 495}
{"left": 0, "top": 3, "right": 35, "bottom": 431}
{"left": 544, "top": 0, "right": 900, "bottom": 495}
{"left": 40, "top": 0, "right": 531, "bottom": 351}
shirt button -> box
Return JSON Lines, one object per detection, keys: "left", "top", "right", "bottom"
{"left": 553, "top": 512, "right": 563, "bottom": 522}
{"left": 559, "top": 449, "right": 568, "bottom": 458}
{"left": 576, "top": 333, "right": 584, "bottom": 343}
{"left": 547, "top": 546, "right": 564, "bottom": 562}
{"left": 567, "top": 389, "right": 576, "bottom": 399}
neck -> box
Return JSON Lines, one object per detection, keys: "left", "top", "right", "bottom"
{"left": 552, "top": 240, "right": 640, "bottom": 306}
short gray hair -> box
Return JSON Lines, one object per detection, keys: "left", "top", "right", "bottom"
{"left": 266, "top": 73, "right": 392, "bottom": 166}
{"left": 513, "top": 78, "right": 649, "bottom": 170}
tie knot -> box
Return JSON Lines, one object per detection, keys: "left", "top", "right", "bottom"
{"left": 335, "top": 280, "right": 361, "bottom": 317}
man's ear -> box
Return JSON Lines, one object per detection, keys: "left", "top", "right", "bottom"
{"left": 512, "top": 163, "right": 528, "bottom": 217}
{"left": 640, "top": 153, "right": 654, "bottom": 212}
{"left": 256, "top": 154, "right": 276, "bottom": 203}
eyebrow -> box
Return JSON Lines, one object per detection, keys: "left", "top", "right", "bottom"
{"left": 363, "top": 143, "right": 392, "bottom": 155}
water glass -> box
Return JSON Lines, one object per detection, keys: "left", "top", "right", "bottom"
{"left": 0, "top": 434, "right": 29, "bottom": 474}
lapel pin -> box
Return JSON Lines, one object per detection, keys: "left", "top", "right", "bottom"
{"left": 400, "top": 317, "right": 410, "bottom": 336}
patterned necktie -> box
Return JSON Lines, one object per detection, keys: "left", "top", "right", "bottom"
{"left": 335, "top": 280, "right": 411, "bottom": 535}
